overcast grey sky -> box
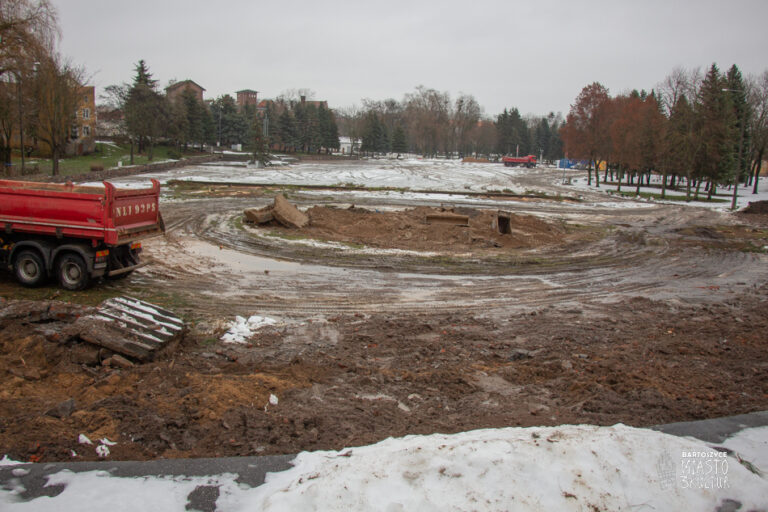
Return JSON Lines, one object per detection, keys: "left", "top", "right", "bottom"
{"left": 51, "top": 0, "right": 768, "bottom": 118}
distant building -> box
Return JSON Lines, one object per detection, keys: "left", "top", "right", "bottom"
{"left": 66, "top": 85, "right": 97, "bottom": 155}
{"left": 165, "top": 80, "right": 205, "bottom": 104}
{"left": 236, "top": 89, "right": 259, "bottom": 109}
{"left": 300, "top": 95, "right": 328, "bottom": 109}
{"left": 339, "top": 136, "right": 358, "bottom": 155}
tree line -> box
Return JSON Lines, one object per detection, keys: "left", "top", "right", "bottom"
{"left": 335, "top": 85, "right": 564, "bottom": 161}
{"left": 561, "top": 64, "right": 768, "bottom": 201}
{"left": 102, "top": 67, "right": 342, "bottom": 162}
{"left": 1, "top": 0, "right": 87, "bottom": 175}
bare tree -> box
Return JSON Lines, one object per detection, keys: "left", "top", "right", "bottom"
{"left": 0, "top": 0, "right": 59, "bottom": 171}
{"left": 453, "top": 93, "right": 482, "bottom": 156}
{"left": 0, "top": 1, "right": 58, "bottom": 73}
{"left": 404, "top": 86, "right": 452, "bottom": 157}
{"left": 31, "top": 54, "right": 85, "bottom": 175}
{"left": 336, "top": 105, "right": 365, "bottom": 155}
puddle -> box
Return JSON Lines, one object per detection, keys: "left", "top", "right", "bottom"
{"left": 182, "top": 240, "right": 348, "bottom": 276}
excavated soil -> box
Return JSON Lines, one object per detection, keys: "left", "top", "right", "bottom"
{"left": 0, "top": 287, "right": 766, "bottom": 463}
{"left": 275, "top": 206, "right": 568, "bottom": 252}
{"left": 1, "top": 169, "right": 767, "bottom": 463}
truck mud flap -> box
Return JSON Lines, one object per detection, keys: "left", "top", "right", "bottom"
{"left": 70, "top": 296, "right": 185, "bottom": 361}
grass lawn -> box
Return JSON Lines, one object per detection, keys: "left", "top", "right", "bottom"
{"left": 7, "top": 143, "right": 198, "bottom": 178}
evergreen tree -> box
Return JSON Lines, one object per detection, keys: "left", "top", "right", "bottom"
{"left": 124, "top": 60, "right": 165, "bottom": 161}
{"left": 391, "top": 124, "right": 408, "bottom": 155}
{"left": 665, "top": 94, "right": 698, "bottom": 200}
{"left": 317, "top": 104, "right": 340, "bottom": 153}
{"left": 725, "top": 64, "right": 751, "bottom": 186}
{"left": 210, "top": 95, "right": 248, "bottom": 146}
{"left": 252, "top": 115, "right": 270, "bottom": 167}
{"left": 278, "top": 110, "right": 296, "bottom": 152}
{"left": 495, "top": 107, "right": 530, "bottom": 156}
{"left": 181, "top": 87, "right": 204, "bottom": 150}
{"left": 696, "top": 63, "right": 735, "bottom": 199}
{"left": 133, "top": 59, "right": 157, "bottom": 88}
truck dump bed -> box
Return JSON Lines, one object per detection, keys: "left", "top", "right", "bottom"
{"left": 0, "top": 179, "right": 163, "bottom": 245}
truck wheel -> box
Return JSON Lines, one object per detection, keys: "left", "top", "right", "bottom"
{"left": 57, "top": 253, "right": 91, "bottom": 291}
{"left": 14, "top": 250, "right": 46, "bottom": 287}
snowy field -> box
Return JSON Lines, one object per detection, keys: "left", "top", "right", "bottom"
{"left": 111, "top": 158, "right": 534, "bottom": 194}
{"left": 567, "top": 173, "right": 768, "bottom": 211}
{"left": 1, "top": 424, "right": 765, "bottom": 511}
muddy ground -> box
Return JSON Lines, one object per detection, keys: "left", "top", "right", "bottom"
{"left": 1, "top": 288, "right": 766, "bottom": 462}
{"left": 1, "top": 171, "right": 767, "bottom": 463}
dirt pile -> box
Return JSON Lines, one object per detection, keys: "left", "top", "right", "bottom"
{"left": 266, "top": 206, "right": 567, "bottom": 252}
{"left": 1, "top": 285, "right": 767, "bottom": 463}
{"left": 742, "top": 200, "right": 768, "bottom": 214}
{"left": 244, "top": 194, "right": 308, "bottom": 229}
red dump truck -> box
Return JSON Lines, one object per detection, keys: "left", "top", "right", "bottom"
{"left": 502, "top": 155, "right": 537, "bottom": 168}
{"left": 0, "top": 179, "right": 164, "bottom": 290}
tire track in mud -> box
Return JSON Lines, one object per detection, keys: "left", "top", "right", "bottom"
{"left": 132, "top": 195, "right": 768, "bottom": 319}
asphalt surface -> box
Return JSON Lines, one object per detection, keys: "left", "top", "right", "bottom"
{"left": 1, "top": 412, "right": 766, "bottom": 511}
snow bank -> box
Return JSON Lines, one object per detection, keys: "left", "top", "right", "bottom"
{"left": 235, "top": 424, "right": 766, "bottom": 511}
{"left": 1, "top": 424, "right": 765, "bottom": 511}
{"left": 723, "top": 426, "right": 768, "bottom": 470}
{"left": 220, "top": 315, "right": 277, "bottom": 343}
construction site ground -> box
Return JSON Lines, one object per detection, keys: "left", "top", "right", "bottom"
{"left": 1, "top": 162, "right": 767, "bottom": 463}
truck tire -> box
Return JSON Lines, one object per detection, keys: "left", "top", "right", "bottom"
{"left": 57, "top": 253, "right": 91, "bottom": 291}
{"left": 14, "top": 250, "right": 47, "bottom": 287}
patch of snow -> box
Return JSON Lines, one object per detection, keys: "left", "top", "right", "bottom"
{"left": 100, "top": 438, "right": 117, "bottom": 447}
{"left": 221, "top": 315, "right": 278, "bottom": 344}
{"left": 95, "top": 140, "right": 120, "bottom": 148}
{"left": 570, "top": 176, "right": 768, "bottom": 211}
{"left": 269, "top": 394, "right": 279, "bottom": 406}
{"left": 237, "top": 424, "right": 766, "bottom": 511}
{"left": 2, "top": 425, "right": 766, "bottom": 511}
{"left": 722, "top": 426, "right": 768, "bottom": 471}
{"left": 0, "top": 456, "right": 23, "bottom": 466}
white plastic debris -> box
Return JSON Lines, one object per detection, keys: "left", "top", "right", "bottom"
{"left": 269, "top": 394, "right": 279, "bottom": 406}
{"left": 95, "top": 445, "right": 110, "bottom": 458}
{"left": 78, "top": 434, "right": 93, "bottom": 445}
{"left": 221, "top": 315, "right": 277, "bottom": 344}
{"left": 100, "top": 438, "right": 117, "bottom": 446}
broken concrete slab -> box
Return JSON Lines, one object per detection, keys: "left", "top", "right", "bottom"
{"left": 272, "top": 194, "right": 309, "bottom": 229}
{"left": 244, "top": 207, "right": 274, "bottom": 225}
{"left": 67, "top": 297, "right": 185, "bottom": 362}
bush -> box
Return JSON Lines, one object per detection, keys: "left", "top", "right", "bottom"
{"left": 90, "top": 164, "right": 104, "bottom": 172}
{"left": 167, "top": 148, "right": 182, "bottom": 160}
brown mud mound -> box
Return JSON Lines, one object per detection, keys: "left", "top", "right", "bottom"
{"left": 274, "top": 206, "right": 567, "bottom": 252}
{"left": 739, "top": 200, "right": 768, "bottom": 226}
{"left": 742, "top": 200, "right": 768, "bottom": 214}
{"left": 1, "top": 284, "right": 767, "bottom": 463}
